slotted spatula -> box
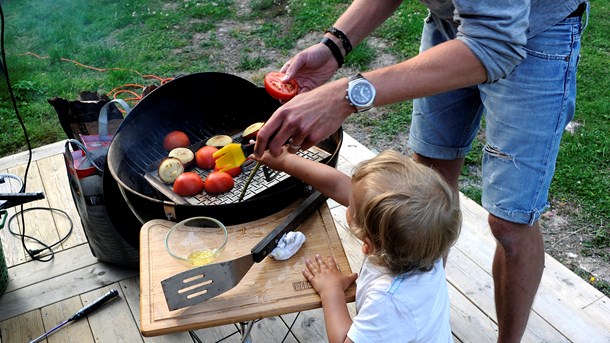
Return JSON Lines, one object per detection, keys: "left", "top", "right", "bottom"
{"left": 161, "top": 190, "right": 327, "bottom": 311}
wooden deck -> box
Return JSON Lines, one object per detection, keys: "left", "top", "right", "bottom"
{"left": 1, "top": 133, "right": 609, "bottom": 343}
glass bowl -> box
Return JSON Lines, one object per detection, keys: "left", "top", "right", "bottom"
{"left": 165, "top": 217, "right": 228, "bottom": 268}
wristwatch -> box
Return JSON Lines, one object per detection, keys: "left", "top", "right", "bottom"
{"left": 346, "top": 73, "right": 376, "bottom": 112}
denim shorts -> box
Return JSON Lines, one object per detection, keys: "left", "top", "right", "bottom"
{"left": 409, "top": 8, "right": 588, "bottom": 225}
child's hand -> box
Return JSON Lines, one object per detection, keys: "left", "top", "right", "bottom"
{"left": 302, "top": 254, "right": 357, "bottom": 297}
{"left": 249, "top": 146, "right": 292, "bottom": 171}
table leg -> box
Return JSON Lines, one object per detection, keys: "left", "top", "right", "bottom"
{"left": 240, "top": 320, "right": 255, "bottom": 343}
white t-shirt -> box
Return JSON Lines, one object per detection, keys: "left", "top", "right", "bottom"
{"left": 347, "top": 257, "right": 453, "bottom": 343}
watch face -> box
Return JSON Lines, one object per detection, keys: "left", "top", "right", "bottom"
{"left": 351, "top": 82, "right": 374, "bottom": 106}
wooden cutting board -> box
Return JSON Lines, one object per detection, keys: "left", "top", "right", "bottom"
{"left": 140, "top": 199, "right": 357, "bottom": 337}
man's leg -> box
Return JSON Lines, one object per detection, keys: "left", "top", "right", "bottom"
{"left": 412, "top": 154, "right": 463, "bottom": 190}
{"left": 489, "top": 215, "right": 544, "bottom": 343}
{"left": 413, "top": 154, "right": 544, "bottom": 343}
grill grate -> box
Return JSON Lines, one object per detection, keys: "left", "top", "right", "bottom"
{"left": 145, "top": 147, "right": 330, "bottom": 205}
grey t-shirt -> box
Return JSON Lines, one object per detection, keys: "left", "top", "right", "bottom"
{"left": 420, "top": 0, "right": 584, "bottom": 82}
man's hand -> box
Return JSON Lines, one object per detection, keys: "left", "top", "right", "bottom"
{"left": 280, "top": 42, "right": 340, "bottom": 94}
{"left": 254, "top": 78, "right": 353, "bottom": 157}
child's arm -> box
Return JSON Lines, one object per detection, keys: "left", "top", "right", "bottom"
{"left": 303, "top": 254, "right": 357, "bottom": 343}
{"left": 250, "top": 148, "right": 351, "bottom": 206}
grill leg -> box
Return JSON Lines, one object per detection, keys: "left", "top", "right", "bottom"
{"left": 240, "top": 320, "right": 255, "bottom": 343}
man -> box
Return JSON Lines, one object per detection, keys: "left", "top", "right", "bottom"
{"left": 253, "top": 0, "right": 588, "bottom": 341}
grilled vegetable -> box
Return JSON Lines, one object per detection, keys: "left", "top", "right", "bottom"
{"left": 163, "top": 131, "right": 191, "bottom": 151}
{"left": 173, "top": 172, "right": 205, "bottom": 197}
{"left": 205, "top": 171, "right": 235, "bottom": 194}
{"left": 195, "top": 146, "right": 218, "bottom": 170}
{"left": 242, "top": 122, "right": 265, "bottom": 141}
{"left": 158, "top": 157, "right": 184, "bottom": 184}
{"left": 206, "top": 135, "right": 233, "bottom": 148}
{"left": 168, "top": 147, "right": 195, "bottom": 167}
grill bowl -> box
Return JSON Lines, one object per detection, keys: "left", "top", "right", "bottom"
{"left": 104, "top": 72, "right": 342, "bottom": 249}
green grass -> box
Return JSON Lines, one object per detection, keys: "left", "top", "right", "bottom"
{"left": 0, "top": 0, "right": 608, "bottom": 283}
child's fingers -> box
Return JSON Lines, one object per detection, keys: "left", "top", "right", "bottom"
{"left": 318, "top": 255, "right": 338, "bottom": 271}
{"left": 304, "top": 256, "right": 319, "bottom": 274}
{"left": 302, "top": 268, "right": 314, "bottom": 281}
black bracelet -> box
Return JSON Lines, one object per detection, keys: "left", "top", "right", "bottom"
{"left": 320, "top": 37, "right": 344, "bottom": 68}
{"left": 326, "top": 26, "right": 352, "bottom": 55}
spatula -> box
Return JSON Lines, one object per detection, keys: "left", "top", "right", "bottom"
{"left": 161, "top": 190, "right": 327, "bottom": 311}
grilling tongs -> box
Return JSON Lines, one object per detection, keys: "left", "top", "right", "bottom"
{"left": 161, "top": 190, "right": 327, "bottom": 311}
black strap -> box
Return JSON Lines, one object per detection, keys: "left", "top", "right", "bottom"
{"left": 320, "top": 37, "right": 344, "bottom": 68}
{"left": 326, "top": 26, "right": 353, "bottom": 55}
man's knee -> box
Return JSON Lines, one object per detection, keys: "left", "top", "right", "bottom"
{"left": 488, "top": 214, "right": 541, "bottom": 255}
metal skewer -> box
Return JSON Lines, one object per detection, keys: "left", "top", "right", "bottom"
{"left": 29, "top": 289, "right": 119, "bottom": 343}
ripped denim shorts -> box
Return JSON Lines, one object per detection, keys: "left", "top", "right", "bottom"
{"left": 408, "top": 11, "right": 586, "bottom": 225}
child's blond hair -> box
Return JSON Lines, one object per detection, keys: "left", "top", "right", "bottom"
{"left": 349, "top": 150, "right": 461, "bottom": 274}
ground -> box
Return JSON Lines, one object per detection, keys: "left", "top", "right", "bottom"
{"left": 192, "top": 1, "right": 609, "bottom": 294}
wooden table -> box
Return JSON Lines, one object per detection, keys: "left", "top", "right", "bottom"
{"left": 139, "top": 199, "right": 356, "bottom": 337}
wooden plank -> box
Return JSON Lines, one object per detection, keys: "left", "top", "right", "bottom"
{"left": 0, "top": 261, "right": 137, "bottom": 322}
{"left": 35, "top": 154, "right": 87, "bottom": 248}
{"left": 447, "top": 248, "right": 569, "bottom": 342}
{"left": 0, "top": 140, "right": 66, "bottom": 171}
{"left": 7, "top": 162, "right": 60, "bottom": 262}
{"left": 119, "top": 277, "right": 193, "bottom": 342}
{"left": 339, "top": 133, "right": 377, "bottom": 166}
{"left": 248, "top": 317, "right": 292, "bottom": 342}
{"left": 448, "top": 284, "right": 499, "bottom": 343}
{"left": 191, "top": 323, "right": 241, "bottom": 342}
{"left": 544, "top": 251, "right": 610, "bottom": 331}
{"left": 329, "top": 206, "right": 364, "bottom": 274}
{"left": 5, "top": 244, "right": 97, "bottom": 293}
{"left": 335, "top": 155, "right": 355, "bottom": 177}
{"left": 0, "top": 309, "right": 45, "bottom": 343}
{"left": 0, "top": 206, "right": 20, "bottom": 268}
{"left": 1, "top": 168, "right": 28, "bottom": 267}
{"left": 81, "top": 284, "right": 144, "bottom": 343}
{"left": 289, "top": 308, "right": 328, "bottom": 343}
{"left": 454, "top": 194, "right": 610, "bottom": 341}
{"left": 41, "top": 296, "right": 95, "bottom": 343}
{"left": 0, "top": 169, "right": 23, "bottom": 267}
{"left": 139, "top": 202, "right": 356, "bottom": 336}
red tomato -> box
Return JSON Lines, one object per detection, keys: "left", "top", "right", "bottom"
{"left": 205, "top": 171, "right": 235, "bottom": 194}
{"left": 214, "top": 164, "right": 242, "bottom": 177}
{"left": 163, "top": 131, "right": 191, "bottom": 151}
{"left": 264, "top": 72, "right": 299, "bottom": 101}
{"left": 173, "top": 172, "right": 204, "bottom": 197}
{"left": 195, "top": 146, "right": 218, "bottom": 169}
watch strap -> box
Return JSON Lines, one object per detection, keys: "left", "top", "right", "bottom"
{"left": 348, "top": 73, "right": 364, "bottom": 82}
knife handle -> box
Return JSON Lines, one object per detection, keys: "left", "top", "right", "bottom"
{"left": 250, "top": 190, "right": 327, "bottom": 262}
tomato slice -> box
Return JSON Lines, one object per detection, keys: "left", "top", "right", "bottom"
{"left": 173, "top": 172, "right": 204, "bottom": 197}
{"left": 195, "top": 146, "right": 218, "bottom": 170}
{"left": 264, "top": 72, "right": 299, "bottom": 101}
{"left": 204, "top": 171, "right": 235, "bottom": 194}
